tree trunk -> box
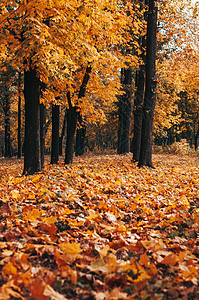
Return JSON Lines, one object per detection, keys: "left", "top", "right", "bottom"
{"left": 40, "top": 103, "right": 46, "bottom": 168}
{"left": 117, "top": 67, "right": 132, "bottom": 154}
{"left": 4, "top": 95, "right": 12, "bottom": 157}
{"left": 18, "top": 92, "right": 22, "bottom": 159}
{"left": 18, "top": 72, "right": 22, "bottom": 159}
{"left": 65, "top": 105, "right": 77, "bottom": 164}
{"left": 59, "top": 109, "right": 67, "bottom": 156}
{"left": 132, "top": 68, "right": 145, "bottom": 161}
{"left": 132, "top": 0, "right": 148, "bottom": 161}
{"left": 65, "top": 64, "right": 92, "bottom": 164}
{"left": 138, "top": 0, "right": 157, "bottom": 168}
{"left": 195, "top": 128, "right": 199, "bottom": 151}
{"left": 23, "top": 67, "right": 41, "bottom": 175}
{"left": 76, "top": 115, "right": 86, "bottom": 156}
{"left": 51, "top": 104, "right": 59, "bottom": 164}
{"left": 118, "top": 98, "right": 124, "bottom": 154}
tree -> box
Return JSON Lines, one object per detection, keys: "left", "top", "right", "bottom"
{"left": 138, "top": 0, "right": 158, "bottom": 167}
{"left": 153, "top": 0, "right": 199, "bottom": 147}
{"left": 0, "top": 0, "right": 139, "bottom": 172}
{"left": 75, "top": 115, "right": 86, "bottom": 157}
{"left": 65, "top": 65, "right": 92, "bottom": 164}
{"left": 117, "top": 68, "right": 132, "bottom": 154}
{"left": 51, "top": 104, "right": 59, "bottom": 164}
{"left": 131, "top": 0, "right": 148, "bottom": 161}
{"left": 117, "top": 0, "right": 145, "bottom": 155}
{"left": 59, "top": 108, "right": 67, "bottom": 156}
{"left": 17, "top": 72, "right": 22, "bottom": 159}
{"left": 40, "top": 103, "right": 46, "bottom": 167}
{"left": 132, "top": 68, "right": 145, "bottom": 160}
{"left": 0, "top": 63, "right": 18, "bottom": 158}
{"left": 3, "top": 89, "right": 12, "bottom": 157}
{"left": 23, "top": 67, "right": 41, "bottom": 174}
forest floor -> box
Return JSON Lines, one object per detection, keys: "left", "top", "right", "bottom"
{"left": 0, "top": 154, "right": 199, "bottom": 300}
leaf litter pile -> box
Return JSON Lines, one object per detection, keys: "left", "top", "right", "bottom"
{"left": 0, "top": 154, "right": 199, "bottom": 300}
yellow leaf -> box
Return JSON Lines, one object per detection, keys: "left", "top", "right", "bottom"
{"left": 2, "top": 262, "right": 17, "bottom": 278}
{"left": 10, "top": 190, "right": 19, "bottom": 200}
{"left": 59, "top": 242, "right": 82, "bottom": 254}
{"left": 44, "top": 216, "right": 57, "bottom": 225}
{"left": 28, "top": 194, "right": 36, "bottom": 200}
{"left": 26, "top": 208, "right": 41, "bottom": 221}
{"left": 69, "top": 269, "right": 77, "bottom": 285}
{"left": 32, "top": 174, "right": 42, "bottom": 182}
{"left": 99, "top": 245, "right": 110, "bottom": 259}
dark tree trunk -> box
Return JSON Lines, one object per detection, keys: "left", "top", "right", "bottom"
{"left": 117, "top": 67, "right": 132, "bottom": 154}
{"left": 59, "top": 109, "right": 67, "bottom": 156}
{"left": 76, "top": 115, "right": 86, "bottom": 156}
{"left": 18, "top": 72, "right": 22, "bottom": 159}
{"left": 18, "top": 92, "right": 22, "bottom": 159}
{"left": 40, "top": 103, "right": 46, "bottom": 168}
{"left": 65, "top": 104, "right": 77, "bottom": 164}
{"left": 132, "top": 0, "right": 148, "bottom": 161}
{"left": 4, "top": 95, "right": 12, "bottom": 157}
{"left": 51, "top": 104, "right": 59, "bottom": 164}
{"left": 132, "top": 68, "right": 145, "bottom": 161}
{"left": 118, "top": 98, "right": 124, "bottom": 154}
{"left": 65, "top": 64, "right": 92, "bottom": 164}
{"left": 195, "top": 128, "right": 199, "bottom": 151}
{"left": 23, "top": 67, "right": 41, "bottom": 175}
{"left": 138, "top": 0, "right": 157, "bottom": 168}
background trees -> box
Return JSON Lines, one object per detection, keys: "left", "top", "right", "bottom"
{"left": 0, "top": 0, "right": 198, "bottom": 172}
{"left": 0, "top": 0, "right": 139, "bottom": 173}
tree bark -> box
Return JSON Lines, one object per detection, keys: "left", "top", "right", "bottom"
{"left": 65, "top": 104, "right": 77, "bottom": 164}
{"left": 138, "top": 0, "right": 157, "bottom": 168}
{"left": 23, "top": 67, "right": 41, "bottom": 175}
{"left": 40, "top": 103, "right": 46, "bottom": 167}
{"left": 118, "top": 95, "right": 124, "bottom": 154}
{"left": 17, "top": 72, "right": 22, "bottom": 159}
{"left": 65, "top": 64, "right": 92, "bottom": 164}
{"left": 18, "top": 91, "right": 22, "bottom": 159}
{"left": 59, "top": 109, "right": 67, "bottom": 156}
{"left": 132, "top": 0, "right": 148, "bottom": 161}
{"left": 51, "top": 104, "right": 59, "bottom": 164}
{"left": 76, "top": 115, "right": 86, "bottom": 156}
{"left": 132, "top": 68, "right": 145, "bottom": 161}
{"left": 4, "top": 95, "right": 12, "bottom": 157}
{"left": 195, "top": 128, "right": 199, "bottom": 151}
{"left": 117, "top": 67, "right": 132, "bottom": 154}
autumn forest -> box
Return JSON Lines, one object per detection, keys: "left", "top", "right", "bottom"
{"left": 0, "top": 0, "right": 199, "bottom": 299}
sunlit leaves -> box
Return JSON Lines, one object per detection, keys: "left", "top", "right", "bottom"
{"left": 0, "top": 154, "right": 198, "bottom": 298}
{"left": 0, "top": 0, "right": 141, "bottom": 101}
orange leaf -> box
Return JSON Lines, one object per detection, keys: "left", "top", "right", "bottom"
{"left": 2, "top": 261, "right": 17, "bottom": 278}
{"left": 148, "top": 263, "right": 158, "bottom": 276}
{"left": 139, "top": 253, "right": 150, "bottom": 267}
{"left": 160, "top": 253, "right": 179, "bottom": 266}
{"left": 29, "top": 278, "right": 47, "bottom": 300}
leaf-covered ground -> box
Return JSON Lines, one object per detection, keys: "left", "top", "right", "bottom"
{"left": 0, "top": 154, "right": 199, "bottom": 300}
